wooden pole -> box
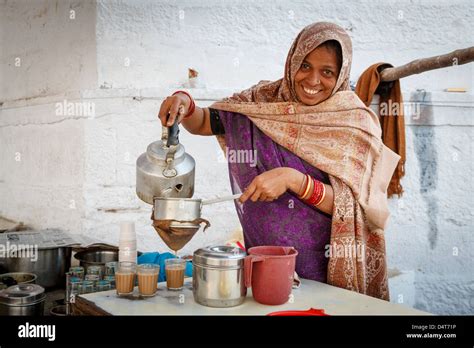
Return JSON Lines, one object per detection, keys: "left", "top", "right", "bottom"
{"left": 380, "top": 46, "right": 474, "bottom": 82}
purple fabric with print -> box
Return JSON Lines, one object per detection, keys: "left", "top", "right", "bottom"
{"left": 218, "top": 111, "right": 332, "bottom": 282}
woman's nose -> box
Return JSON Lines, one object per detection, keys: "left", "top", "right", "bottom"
{"left": 306, "top": 72, "right": 321, "bottom": 86}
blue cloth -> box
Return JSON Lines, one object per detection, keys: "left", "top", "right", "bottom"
{"left": 137, "top": 252, "right": 192, "bottom": 283}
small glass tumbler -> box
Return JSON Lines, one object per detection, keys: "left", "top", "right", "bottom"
{"left": 103, "top": 275, "right": 116, "bottom": 289}
{"left": 115, "top": 262, "right": 136, "bottom": 296}
{"left": 165, "top": 258, "right": 186, "bottom": 291}
{"left": 96, "top": 280, "right": 112, "bottom": 292}
{"left": 79, "top": 280, "right": 95, "bottom": 294}
{"left": 137, "top": 264, "right": 160, "bottom": 297}
{"left": 105, "top": 261, "right": 118, "bottom": 276}
{"left": 69, "top": 266, "right": 85, "bottom": 280}
{"left": 66, "top": 272, "right": 82, "bottom": 307}
{"left": 68, "top": 278, "right": 81, "bottom": 301}
{"left": 86, "top": 265, "right": 103, "bottom": 279}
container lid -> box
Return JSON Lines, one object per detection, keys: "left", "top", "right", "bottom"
{"left": 0, "top": 284, "right": 45, "bottom": 306}
{"left": 193, "top": 245, "right": 246, "bottom": 268}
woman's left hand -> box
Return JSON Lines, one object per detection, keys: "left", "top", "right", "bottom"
{"left": 239, "top": 167, "right": 303, "bottom": 203}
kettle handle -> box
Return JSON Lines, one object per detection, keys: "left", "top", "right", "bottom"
{"left": 166, "top": 114, "right": 180, "bottom": 147}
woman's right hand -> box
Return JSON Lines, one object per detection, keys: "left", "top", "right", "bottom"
{"left": 158, "top": 93, "right": 192, "bottom": 127}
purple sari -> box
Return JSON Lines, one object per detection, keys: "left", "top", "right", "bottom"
{"left": 219, "top": 111, "right": 332, "bottom": 282}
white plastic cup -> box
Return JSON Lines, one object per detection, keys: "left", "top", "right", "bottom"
{"left": 119, "top": 221, "right": 137, "bottom": 263}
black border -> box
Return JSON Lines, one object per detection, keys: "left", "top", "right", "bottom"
{"left": 0, "top": 315, "right": 472, "bottom": 346}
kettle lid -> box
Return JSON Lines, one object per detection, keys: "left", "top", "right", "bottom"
{"left": 146, "top": 141, "right": 185, "bottom": 163}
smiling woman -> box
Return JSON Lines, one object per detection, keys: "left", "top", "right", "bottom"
{"left": 294, "top": 40, "right": 342, "bottom": 106}
{"left": 157, "top": 22, "right": 400, "bottom": 301}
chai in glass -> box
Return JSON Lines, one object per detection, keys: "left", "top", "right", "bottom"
{"left": 165, "top": 258, "right": 186, "bottom": 291}
{"left": 137, "top": 264, "right": 160, "bottom": 297}
{"left": 115, "top": 262, "right": 136, "bottom": 296}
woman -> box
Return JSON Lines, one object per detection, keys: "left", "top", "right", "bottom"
{"left": 158, "top": 22, "right": 400, "bottom": 300}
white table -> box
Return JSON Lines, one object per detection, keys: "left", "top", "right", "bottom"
{"left": 75, "top": 278, "right": 429, "bottom": 315}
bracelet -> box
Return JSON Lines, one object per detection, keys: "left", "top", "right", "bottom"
{"left": 172, "top": 90, "right": 195, "bottom": 118}
{"left": 307, "top": 178, "right": 324, "bottom": 205}
{"left": 297, "top": 174, "right": 308, "bottom": 197}
{"left": 300, "top": 174, "right": 312, "bottom": 199}
{"left": 314, "top": 183, "right": 326, "bottom": 206}
{"left": 304, "top": 177, "right": 314, "bottom": 200}
{"left": 306, "top": 178, "right": 320, "bottom": 204}
{"left": 298, "top": 174, "right": 326, "bottom": 207}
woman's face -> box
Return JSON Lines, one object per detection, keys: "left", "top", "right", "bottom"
{"left": 294, "top": 45, "right": 340, "bottom": 106}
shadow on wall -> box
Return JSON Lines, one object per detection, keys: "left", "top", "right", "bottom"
{"left": 411, "top": 91, "right": 439, "bottom": 250}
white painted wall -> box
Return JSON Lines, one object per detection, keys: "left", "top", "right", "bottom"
{"left": 94, "top": 0, "right": 474, "bottom": 93}
{"left": 0, "top": 0, "right": 97, "bottom": 101}
{"left": 0, "top": 0, "right": 473, "bottom": 314}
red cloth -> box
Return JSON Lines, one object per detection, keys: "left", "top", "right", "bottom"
{"left": 355, "top": 63, "right": 406, "bottom": 197}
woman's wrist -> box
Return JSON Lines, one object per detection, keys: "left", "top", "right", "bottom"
{"left": 285, "top": 168, "right": 306, "bottom": 194}
{"left": 287, "top": 168, "right": 327, "bottom": 207}
{"left": 177, "top": 92, "right": 191, "bottom": 109}
{"left": 172, "top": 91, "right": 195, "bottom": 118}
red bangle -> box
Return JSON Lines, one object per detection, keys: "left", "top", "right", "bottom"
{"left": 315, "top": 183, "right": 326, "bottom": 206}
{"left": 307, "top": 178, "right": 324, "bottom": 205}
{"left": 172, "top": 90, "right": 195, "bottom": 118}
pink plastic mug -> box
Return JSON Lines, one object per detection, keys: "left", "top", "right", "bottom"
{"left": 244, "top": 246, "right": 298, "bottom": 305}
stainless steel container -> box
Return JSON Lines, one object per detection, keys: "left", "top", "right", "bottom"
{"left": 193, "top": 245, "right": 247, "bottom": 308}
{"left": 154, "top": 197, "right": 203, "bottom": 229}
{"left": 153, "top": 194, "right": 241, "bottom": 229}
{"left": 0, "top": 284, "right": 45, "bottom": 316}
{"left": 0, "top": 247, "right": 71, "bottom": 289}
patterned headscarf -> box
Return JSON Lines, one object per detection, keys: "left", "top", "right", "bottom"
{"left": 222, "top": 22, "right": 353, "bottom": 103}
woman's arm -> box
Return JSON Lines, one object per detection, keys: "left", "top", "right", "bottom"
{"left": 239, "top": 167, "right": 334, "bottom": 215}
{"left": 286, "top": 168, "right": 334, "bottom": 215}
{"left": 180, "top": 105, "right": 214, "bottom": 136}
{"left": 158, "top": 92, "right": 213, "bottom": 135}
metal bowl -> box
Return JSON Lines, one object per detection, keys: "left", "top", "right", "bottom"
{"left": 74, "top": 249, "right": 142, "bottom": 275}
{"left": 0, "top": 272, "right": 37, "bottom": 290}
{"left": 50, "top": 304, "right": 67, "bottom": 316}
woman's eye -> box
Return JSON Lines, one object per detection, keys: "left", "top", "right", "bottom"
{"left": 323, "top": 70, "right": 333, "bottom": 76}
{"left": 301, "top": 62, "right": 311, "bottom": 70}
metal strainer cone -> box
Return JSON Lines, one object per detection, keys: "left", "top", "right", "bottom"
{"left": 151, "top": 217, "right": 210, "bottom": 252}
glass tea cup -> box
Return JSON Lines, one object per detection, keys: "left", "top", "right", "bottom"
{"left": 103, "top": 275, "right": 116, "bottom": 289}
{"left": 69, "top": 266, "right": 85, "bottom": 280}
{"left": 115, "top": 262, "right": 136, "bottom": 296}
{"left": 165, "top": 258, "right": 186, "bottom": 291}
{"left": 79, "top": 280, "right": 95, "bottom": 294}
{"left": 105, "top": 261, "right": 118, "bottom": 276}
{"left": 137, "top": 264, "right": 160, "bottom": 297}
{"left": 86, "top": 265, "right": 103, "bottom": 278}
{"left": 96, "top": 280, "right": 112, "bottom": 292}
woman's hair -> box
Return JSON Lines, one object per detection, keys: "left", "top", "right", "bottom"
{"left": 319, "top": 40, "right": 342, "bottom": 71}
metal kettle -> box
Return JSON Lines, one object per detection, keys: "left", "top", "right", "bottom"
{"left": 136, "top": 119, "right": 195, "bottom": 205}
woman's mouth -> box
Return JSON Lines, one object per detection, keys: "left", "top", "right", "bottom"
{"left": 302, "top": 85, "right": 322, "bottom": 97}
